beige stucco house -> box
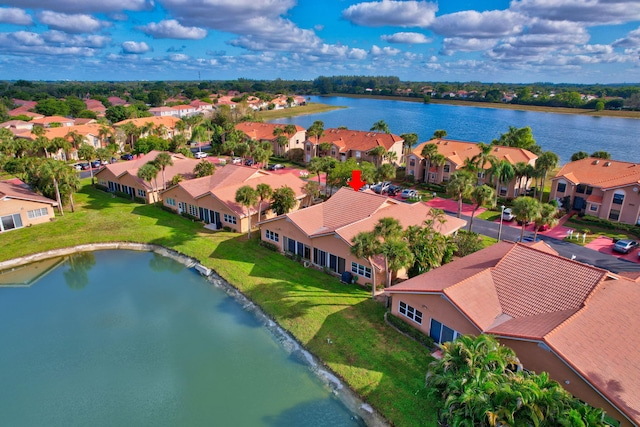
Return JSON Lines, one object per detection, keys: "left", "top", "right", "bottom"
{"left": 258, "top": 188, "right": 466, "bottom": 287}
{"left": 550, "top": 157, "right": 640, "bottom": 225}
{"left": 385, "top": 241, "right": 640, "bottom": 427}
{"left": 235, "top": 122, "right": 306, "bottom": 157}
{"left": 303, "top": 128, "right": 404, "bottom": 165}
{"left": 407, "top": 139, "right": 537, "bottom": 197}
{"left": 160, "top": 165, "right": 307, "bottom": 233}
{"left": 0, "top": 180, "right": 58, "bottom": 232}
{"left": 95, "top": 151, "right": 199, "bottom": 204}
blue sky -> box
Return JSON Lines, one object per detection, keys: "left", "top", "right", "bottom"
{"left": 0, "top": 0, "right": 639, "bottom": 83}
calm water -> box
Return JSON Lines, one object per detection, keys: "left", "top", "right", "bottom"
{"left": 0, "top": 251, "right": 361, "bottom": 427}
{"left": 271, "top": 96, "right": 640, "bottom": 164}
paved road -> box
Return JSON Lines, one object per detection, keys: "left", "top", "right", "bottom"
{"left": 455, "top": 212, "right": 640, "bottom": 274}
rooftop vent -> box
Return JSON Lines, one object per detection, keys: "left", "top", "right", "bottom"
{"left": 593, "top": 160, "right": 599, "bottom": 165}
{"left": 605, "top": 162, "right": 611, "bottom": 167}
{"left": 444, "top": 141, "right": 449, "bottom": 145}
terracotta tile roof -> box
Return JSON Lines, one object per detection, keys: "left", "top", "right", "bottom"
{"left": 174, "top": 165, "right": 263, "bottom": 198}
{"left": 235, "top": 121, "right": 304, "bottom": 141}
{"left": 8, "top": 106, "right": 43, "bottom": 118}
{"left": 42, "top": 123, "right": 101, "bottom": 140}
{"left": 313, "top": 128, "right": 404, "bottom": 151}
{"left": 96, "top": 151, "right": 198, "bottom": 189}
{"left": 107, "top": 96, "right": 127, "bottom": 106}
{"left": 31, "top": 116, "right": 74, "bottom": 125}
{"left": 0, "top": 120, "right": 32, "bottom": 129}
{"left": 586, "top": 194, "right": 603, "bottom": 204}
{"left": 0, "top": 180, "right": 57, "bottom": 206}
{"left": 73, "top": 118, "right": 96, "bottom": 126}
{"left": 553, "top": 157, "right": 640, "bottom": 189}
{"left": 411, "top": 138, "right": 537, "bottom": 167}
{"left": 84, "top": 99, "right": 106, "bottom": 111}
{"left": 113, "top": 116, "right": 181, "bottom": 129}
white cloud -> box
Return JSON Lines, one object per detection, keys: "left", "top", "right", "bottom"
{"left": 0, "top": 0, "right": 153, "bottom": 14}
{"left": 138, "top": 19, "right": 207, "bottom": 40}
{"left": 370, "top": 45, "right": 401, "bottom": 56}
{"left": 430, "top": 10, "right": 524, "bottom": 38}
{"left": 342, "top": 0, "right": 438, "bottom": 27}
{"left": 441, "top": 38, "right": 498, "bottom": 55}
{"left": 613, "top": 27, "right": 640, "bottom": 48}
{"left": 0, "top": 7, "right": 33, "bottom": 25}
{"left": 168, "top": 53, "right": 190, "bottom": 61}
{"left": 37, "top": 11, "right": 108, "bottom": 33}
{"left": 122, "top": 41, "right": 151, "bottom": 54}
{"left": 510, "top": 0, "right": 640, "bottom": 25}
{"left": 43, "top": 30, "right": 110, "bottom": 48}
{"left": 381, "top": 32, "right": 431, "bottom": 44}
{"left": 0, "top": 31, "right": 99, "bottom": 56}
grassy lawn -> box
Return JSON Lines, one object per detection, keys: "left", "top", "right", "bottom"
{"left": 563, "top": 217, "right": 640, "bottom": 246}
{"left": 0, "top": 182, "right": 439, "bottom": 427}
{"left": 255, "top": 102, "right": 345, "bottom": 120}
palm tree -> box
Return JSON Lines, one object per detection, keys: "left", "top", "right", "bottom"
{"left": 350, "top": 231, "right": 380, "bottom": 299}
{"left": 77, "top": 143, "right": 96, "bottom": 184}
{"left": 255, "top": 183, "right": 273, "bottom": 222}
{"left": 302, "top": 181, "right": 321, "bottom": 206}
{"left": 137, "top": 162, "right": 160, "bottom": 204}
{"left": 432, "top": 129, "right": 447, "bottom": 139}
{"left": 512, "top": 196, "right": 542, "bottom": 241}
{"left": 535, "top": 151, "right": 559, "bottom": 202}
{"left": 307, "top": 156, "right": 324, "bottom": 187}
{"left": 405, "top": 210, "right": 455, "bottom": 277}
{"left": 468, "top": 185, "right": 495, "bottom": 231}
{"left": 373, "top": 217, "right": 404, "bottom": 288}
{"left": 120, "top": 122, "right": 140, "bottom": 150}
{"left": 420, "top": 143, "right": 438, "bottom": 183}
{"left": 154, "top": 152, "right": 173, "bottom": 191}
{"left": 38, "top": 159, "right": 65, "bottom": 215}
{"left": 307, "top": 120, "right": 324, "bottom": 155}
{"left": 376, "top": 163, "right": 396, "bottom": 183}
{"left": 383, "top": 150, "right": 398, "bottom": 165}
{"left": 491, "top": 159, "right": 515, "bottom": 205}
{"left": 368, "top": 145, "right": 386, "bottom": 167}
{"left": 429, "top": 153, "right": 446, "bottom": 183}
{"left": 318, "top": 142, "right": 332, "bottom": 157}
{"left": 370, "top": 119, "right": 390, "bottom": 134}
{"left": 399, "top": 132, "right": 417, "bottom": 164}
{"left": 533, "top": 203, "right": 559, "bottom": 240}
{"left": 194, "top": 160, "right": 215, "bottom": 177}
{"left": 446, "top": 171, "right": 474, "bottom": 218}
{"left": 235, "top": 185, "right": 258, "bottom": 239}
{"left": 271, "top": 186, "right": 296, "bottom": 215}
{"left": 472, "top": 142, "right": 497, "bottom": 173}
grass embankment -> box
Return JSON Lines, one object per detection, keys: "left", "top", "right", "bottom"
{"left": 255, "top": 102, "right": 345, "bottom": 120}
{"left": 0, "top": 182, "right": 438, "bottom": 427}
{"left": 328, "top": 93, "right": 640, "bottom": 119}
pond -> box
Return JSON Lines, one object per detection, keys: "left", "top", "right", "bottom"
{"left": 0, "top": 250, "right": 363, "bottom": 427}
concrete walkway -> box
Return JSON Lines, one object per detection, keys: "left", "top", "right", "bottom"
{"left": 425, "top": 197, "right": 487, "bottom": 216}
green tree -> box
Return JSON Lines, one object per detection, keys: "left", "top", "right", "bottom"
{"left": 194, "top": 160, "right": 215, "bottom": 178}
{"left": 490, "top": 159, "right": 515, "bottom": 204}
{"left": 307, "top": 120, "right": 325, "bottom": 153}
{"left": 590, "top": 151, "right": 611, "bottom": 159}
{"left": 65, "top": 96, "right": 86, "bottom": 117}
{"left": 368, "top": 145, "right": 386, "bottom": 168}
{"left": 570, "top": 151, "right": 589, "bottom": 161}
{"left": 512, "top": 196, "right": 542, "bottom": 241}
{"left": 255, "top": 183, "right": 273, "bottom": 222}
{"left": 376, "top": 163, "right": 396, "bottom": 183}
{"left": 370, "top": 119, "right": 390, "bottom": 134}
{"left": 405, "top": 209, "right": 455, "bottom": 277}
{"left": 535, "top": 151, "right": 559, "bottom": 202}
{"left": 77, "top": 143, "right": 96, "bottom": 184}
{"left": 420, "top": 143, "right": 438, "bottom": 184}
{"left": 235, "top": 185, "right": 258, "bottom": 238}
{"left": 154, "top": 152, "right": 173, "bottom": 191}
{"left": 432, "top": 129, "right": 447, "bottom": 139}
{"left": 446, "top": 171, "right": 474, "bottom": 218}
{"left": 137, "top": 162, "right": 159, "bottom": 203}
{"left": 106, "top": 105, "right": 128, "bottom": 123}
{"left": 400, "top": 132, "right": 418, "bottom": 164}
{"left": 493, "top": 126, "right": 541, "bottom": 154}
{"left": 271, "top": 185, "right": 296, "bottom": 216}
{"left": 468, "top": 184, "right": 495, "bottom": 232}
{"left": 350, "top": 231, "right": 380, "bottom": 298}
{"left": 302, "top": 181, "right": 321, "bottom": 206}
{"left": 533, "top": 203, "right": 559, "bottom": 240}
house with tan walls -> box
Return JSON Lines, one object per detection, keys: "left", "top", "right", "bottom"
{"left": 385, "top": 241, "right": 640, "bottom": 427}
{"left": 160, "top": 165, "right": 307, "bottom": 233}
{"left": 258, "top": 188, "right": 466, "bottom": 287}
{"left": 95, "top": 151, "right": 199, "bottom": 204}
{"left": 550, "top": 157, "right": 640, "bottom": 225}
{"left": 113, "top": 116, "right": 183, "bottom": 151}
{"left": 406, "top": 139, "right": 537, "bottom": 197}
{"left": 303, "top": 128, "right": 404, "bottom": 166}
{"left": 235, "top": 122, "right": 306, "bottom": 157}
{"left": 0, "top": 180, "right": 58, "bottom": 233}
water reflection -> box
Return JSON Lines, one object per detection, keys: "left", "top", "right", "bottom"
{"left": 149, "top": 252, "right": 184, "bottom": 274}
{"left": 63, "top": 252, "right": 96, "bottom": 290}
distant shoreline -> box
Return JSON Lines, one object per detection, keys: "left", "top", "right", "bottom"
{"left": 321, "top": 93, "right": 640, "bottom": 120}
{"left": 255, "top": 102, "right": 344, "bottom": 120}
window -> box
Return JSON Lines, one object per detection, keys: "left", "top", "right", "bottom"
{"left": 306, "top": 145, "right": 310, "bottom": 152}
{"left": 355, "top": 151, "right": 361, "bottom": 159}
{"left": 590, "top": 204, "right": 598, "bottom": 212}
{"left": 609, "top": 209, "right": 620, "bottom": 221}
{"left": 0, "top": 213, "right": 23, "bottom": 232}
{"left": 351, "top": 262, "right": 372, "bottom": 279}
{"left": 429, "top": 318, "right": 461, "bottom": 344}
{"left": 27, "top": 207, "right": 48, "bottom": 219}
{"left": 613, "top": 192, "right": 625, "bottom": 205}
{"left": 331, "top": 149, "right": 336, "bottom": 156}
{"left": 477, "top": 171, "right": 485, "bottom": 179}
{"left": 399, "top": 301, "right": 423, "bottom": 325}
{"left": 576, "top": 184, "right": 586, "bottom": 194}
{"left": 431, "top": 173, "right": 436, "bottom": 180}
{"left": 166, "top": 198, "right": 176, "bottom": 207}
{"left": 286, "top": 237, "right": 310, "bottom": 259}
{"left": 265, "top": 229, "right": 279, "bottom": 242}
{"left": 443, "top": 164, "right": 450, "bottom": 173}
{"left": 409, "top": 159, "right": 415, "bottom": 167}
{"left": 556, "top": 182, "right": 566, "bottom": 193}
{"left": 137, "top": 189, "right": 146, "bottom": 197}
{"left": 586, "top": 186, "right": 593, "bottom": 195}
{"left": 224, "top": 213, "right": 237, "bottom": 224}
{"left": 188, "top": 204, "right": 198, "bottom": 217}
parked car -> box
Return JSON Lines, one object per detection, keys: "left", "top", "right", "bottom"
{"left": 91, "top": 160, "right": 101, "bottom": 168}
{"left": 267, "top": 163, "right": 284, "bottom": 171}
{"left": 372, "top": 181, "right": 391, "bottom": 194}
{"left": 387, "top": 185, "right": 402, "bottom": 196}
{"left": 231, "top": 157, "right": 242, "bottom": 164}
{"left": 100, "top": 159, "right": 109, "bottom": 165}
{"left": 195, "top": 151, "right": 208, "bottom": 159}
{"left": 121, "top": 153, "right": 134, "bottom": 160}
{"left": 517, "top": 218, "right": 531, "bottom": 226}
{"left": 502, "top": 208, "right": 515, "bottom": 221}
{"left": 72, "top": 163, "right": 83, "bottom": 171}
{"left": 613, "top": 239, "right": 638, "bottom": 254}
{"left": 78, "top": 162, "right": 90, "bottom": 170}
{"left": 244, "top": 158, "right": 255, "bottom": 166}
{"left": 400, "top": 189, "right": 418, "bottom": 199}
{"left": 517, "top": 235, "right": 541, "bottom": 243}
{"left": 358, "top": 184, "right": 372, "bottom": 192}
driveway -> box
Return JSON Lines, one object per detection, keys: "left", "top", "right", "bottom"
{"left": 426, "top": 197, "right": 486, "bottom": 216}
{"left": 585, "top": 236, "right": 640, "bottom": 264}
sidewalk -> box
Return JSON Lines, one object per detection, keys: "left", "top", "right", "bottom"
{"left": 425, "top": 197, "right": 486, "bottom": 216}
{"left": 497, "top": 212, "right": 574, "bottom": 240}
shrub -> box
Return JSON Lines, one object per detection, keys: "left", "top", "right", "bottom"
{"left": 259, "top": 240, "right": 279, "bottom": 252}
{"left": 180, "top": 212, "right": 200, "bottom": 222}
{"left": 386, "top": 312, "right": 435, "bottom": 348}
{"left": 405, "top": 174, "right": 415, "bottom": 183}
{"left": 223, "top": 226, "right": 232, "bottom": 232}
{"left": 160, "top": 205, "right": 177, "bottom": 214}
{"left": 134, "top": 196, "right": 146, "bottom": 204}
{"left": 454, "top": 230, "right": 483, "bottom": 257}
{"left": 95, "top": 184, "right": 108, "bottom": 192}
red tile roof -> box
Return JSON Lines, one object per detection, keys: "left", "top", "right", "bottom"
{"left": 235, "top": 122, "right": 305, "bottom": 141}
{"left": 313, "top": 128, "right": 404, "bottom": 151}
{"left": 411, "top": 138, "right": 537, "bottom": 167}
{"left": 0, "top": 180, "right": 58, "bottom": 205}
{"left": 553, "top": 157, "right": 640, "bottom": 189}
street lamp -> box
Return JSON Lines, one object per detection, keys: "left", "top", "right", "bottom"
{"left": 498, "top": 205, "right": 505, "bottom": 241}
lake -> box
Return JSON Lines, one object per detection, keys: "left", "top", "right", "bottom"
{"left": 0, "top": 250, "right": 362, "bottom": 427}
{"left": 271, "top": 96, "right": 640, "bottom": 164}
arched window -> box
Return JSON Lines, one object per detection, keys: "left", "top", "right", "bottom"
{"left": 556, "top": 179, "right": 567, "bottom": 193}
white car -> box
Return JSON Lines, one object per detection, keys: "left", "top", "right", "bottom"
{"left": 502, "top": 208, "right": 515, "bottom": 221}
{"left": 195, "top": 152, "right": 208, "bottom": 159}
{"left": 400, "top": 189, "right": 418, "bottom": 199}
{"left": 231, "top": 157, "right": 242, "bottom": 164}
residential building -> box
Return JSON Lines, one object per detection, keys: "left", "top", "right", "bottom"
{"left": 259, "top": 188, "right": 466, "bottom": 286}
{"left": 30, "top": 116, "right": 75, "bottom": 128}
{"left": 8, "top": 105, "right": 43, "bottom": 119}
{"left": 160, "top": 165, "right": 307, "bottom": 233}
{"left": 113, "top": 116, "right": 183, "bottom": 150}
{"left": 149, "top": 106, "right": 178, "bottom": 117}
{"left": 0, "top": 180, "right": 58, "bottom": 232}
{"left": 84, "top": 99, "right": 106, "bottom": 116}
{"left": 95, "top": 151, "right": 199, "bottom": 204}
{"left": 303, "top": 128, "right": 404, "bottom": 165}
{"left": 235, "top": 122, "right": 306, "bottom": 157}
{"left": 407, "top": 139, "right": 537, "bottom": 197}
{"left": 385, "top": 241, "right": 640, "bottom": 427}
{"left": 550, "top": 157, "right": 640, "bottom": 225}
